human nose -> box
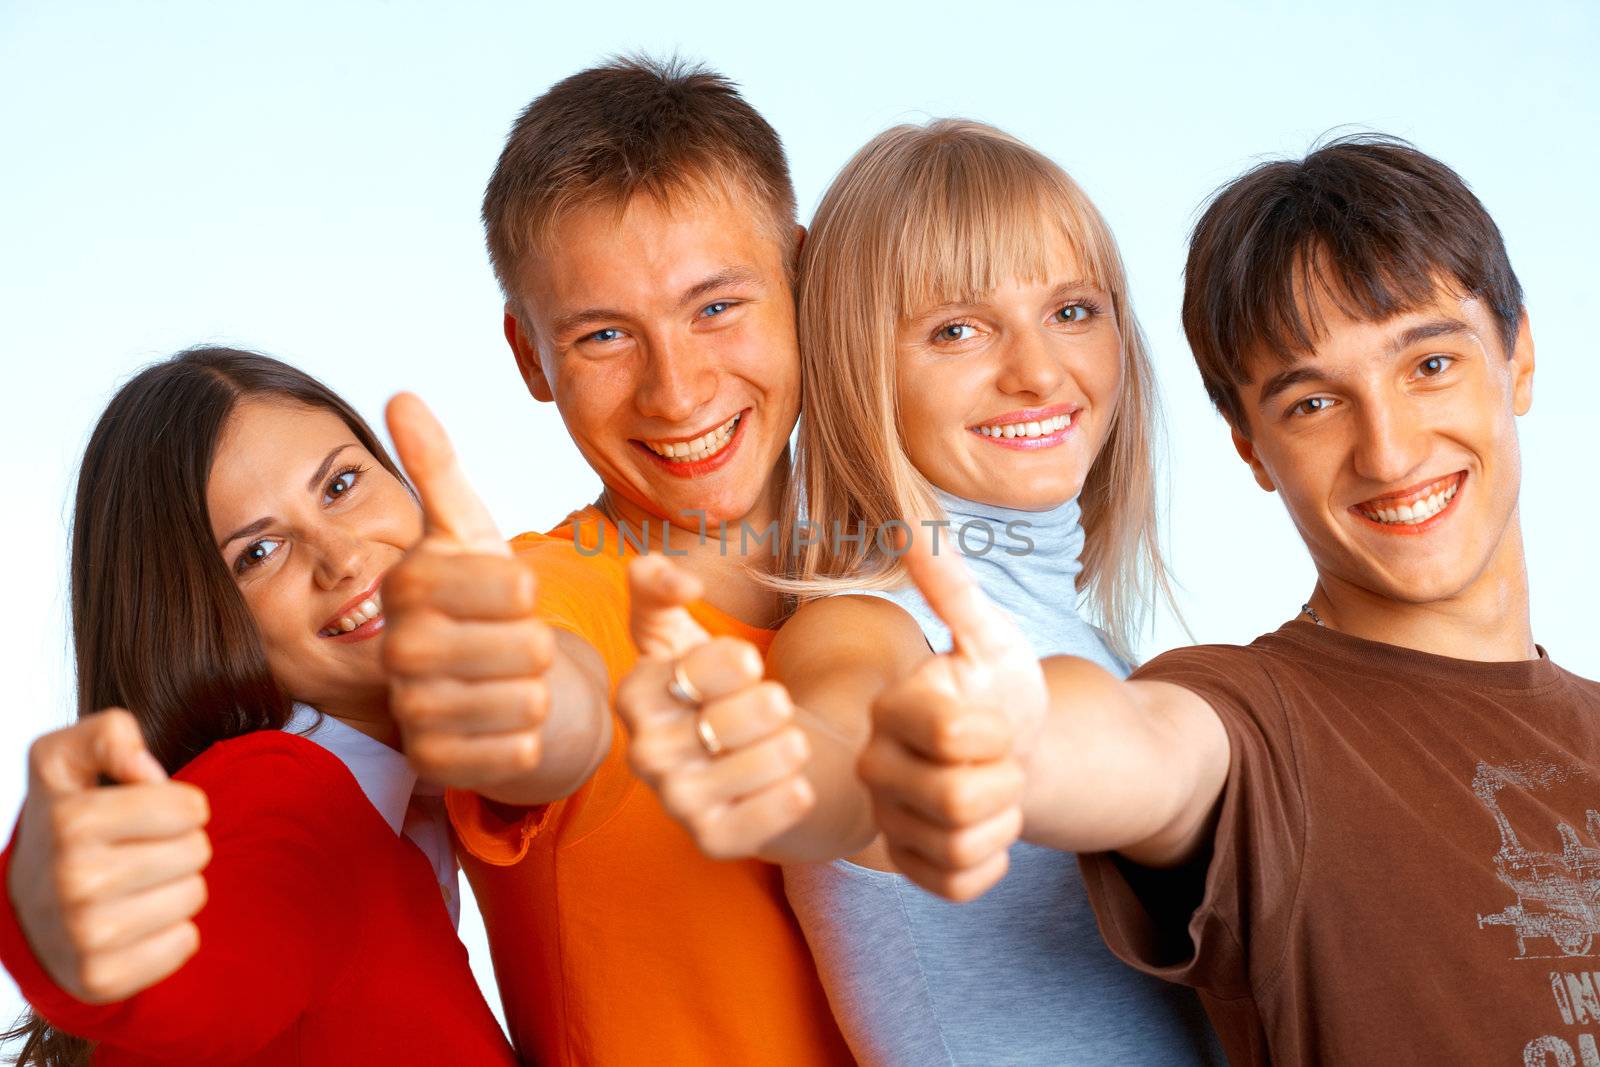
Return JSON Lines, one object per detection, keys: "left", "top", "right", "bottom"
{"left": 993, "top": 328, "right": 1068, "bottom": 400}
{"left": 309, "top": 524, "right": 368, "bottom": 591}
{"left": 636, "top": 331, "right": 718, "bottom": 424}
{"left": 1351, "top": 396, "right": 1428, "bottom": 486}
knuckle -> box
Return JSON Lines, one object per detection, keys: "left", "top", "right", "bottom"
{"left": 520, "top": 681, "right": 550, "bottom": 728}
{"left": 382, "top": 626, "right": 438, "bottom": 674}
{"left": 48, "top": 797, "right": 90, "bottom": 844}
{"left": 393, "top": 684, "right": 448, "bottom": 727}
{"left": 76, "top": 956, "right": 122, "bottom": 1003}
{"left": 184, "top": 875, "right": 209, "bottom": 916}
{"left": 53, "top": 855, "right": 100, "bottom": 907}
{"left": 175, "top": 783, "right": 210, "bottom": 826}
{"left": 941, "top": 829, "right": 988, "bottom": 869}
{"left": 936, "top": 777, "right": 980, "bottom": 825}
{"left": 751, "top": 682, "right": 791, "bottom": 722}
{"left": 63, "top": 905, "right": 108, "bottom": 952}
{"left": 186, "top": 830, "right": 214, "bottom": 871}
{"left": 658, "top": 777, "right": 698, "bottom": 820}
{"left": 406, "top": 739, "right": 452, "bottom": 781}
{"left": 525, "top": 623, "right": 555, "bottom": 667}
{"left": 507, "top": 733, "right": 542, "bottom": 774}
{"left": 855, "top": 743, "right": 888, "bottom": 786}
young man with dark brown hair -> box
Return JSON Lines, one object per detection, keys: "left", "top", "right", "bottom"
{"left": 377, "top": 58, "right": 851, "bottom": 1064}
{"left": 858, "top": 135, "right": 1600, "bottom": 1065}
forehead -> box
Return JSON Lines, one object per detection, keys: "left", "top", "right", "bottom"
{"left": 514, "top": 186, "right": 789, "bottom": 322}
{"left": 1242, "top": 285, "right": 1497, "bottom": 388}
{"left": 208, "top": 400, "right": 355, "bottom": 518}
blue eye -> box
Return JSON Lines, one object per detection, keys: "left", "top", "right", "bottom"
{"left": 701, "top": 301, "right": 731, "bottom": 318}
{"left": 586, "top": 328, "right": 623, "bottom": 343}
{"left": 235, "top": 537, "right": 282, "bottom": 574}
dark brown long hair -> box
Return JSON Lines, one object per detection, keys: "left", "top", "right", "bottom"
{"left": 6, "top": 346, "right": 404, "bottom": 1066}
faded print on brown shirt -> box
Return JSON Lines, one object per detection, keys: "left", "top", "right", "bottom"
{"left": 1079, "top": 622, "right": 1600, "bottom": 1067}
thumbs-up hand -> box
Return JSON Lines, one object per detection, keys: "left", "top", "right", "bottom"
{"left": 382, "top": 394, "right": 555, "bottom": 791}
{"left": 858, "top": 526, "right": 1046, "bottom": 902}
{"left": 615, "top": 556, "right": 814, "bottom": 859}
{"left": 7, "top": 709, "right": 211, "bottom": 1003}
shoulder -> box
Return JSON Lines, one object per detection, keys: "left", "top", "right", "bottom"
{"left": 769, "top": 594, "right": 929, "bottom": 679}
{"left": 176, "top": 730, "right": 366, "bottom": 828}
{"left": 512, "top": 525, "right": 626, "bottom": 596}
{"left": 1132, "top": 639, "right": 1287, "bottom": 717}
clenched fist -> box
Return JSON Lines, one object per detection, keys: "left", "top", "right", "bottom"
{"left": 858, "top": 525, "right": 1047, "bottom": 902}
{"left": 382, "top": 394, "right": 556, "bottom": 793}
{"left": 616, "top": 555, "right": 814, "bottom": 859}
{"left": 8, "top": 709, "right": 211, "bottom": 1002}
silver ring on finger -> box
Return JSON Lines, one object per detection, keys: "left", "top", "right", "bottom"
{"left": 666, "top": 659, "right": 704, "bottom": 707}
{"left": 695, "top": 712, "right": 725, "bottom": 757}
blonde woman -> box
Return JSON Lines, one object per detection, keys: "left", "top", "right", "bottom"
{"left": 618, "top": 121, "right": 1219, "bottom": 1064}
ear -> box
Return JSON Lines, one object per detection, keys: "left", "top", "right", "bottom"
{"left": 1509, "top": 309, "right": 1535, "bottom": 417}
{"left": 504, "top": 308, "right": 555, "bottom": 403}
{"left": 1231, "top": 424, "right": 1277, "bottom": 492}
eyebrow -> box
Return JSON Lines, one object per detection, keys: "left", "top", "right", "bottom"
{"left": 550, "top": 267, "right": 764, "bottom": 339}
{"left": 1256, "top": 317, "right": 1481, "bottom": 408}
{"left": 1257, "top": 365, "right": 1326, "bottom": 407}
{"left": 218, "top": 443, "right": 355, "bottom": 549}
{"left": 219, "top": 516, "right": 273, "bottom": 551}
{"left": 1390, "top": 317, "right": 1476, "bottom": 353}
{"left": 306, "top": 443, "right": 354, "bottom": 492}
{"left": 908, "top": 278, "right": 1104, "bottom": 322}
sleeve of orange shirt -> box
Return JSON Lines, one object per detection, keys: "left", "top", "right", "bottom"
{"left": 446, "top": 528, "right": 638, "bottom": 866}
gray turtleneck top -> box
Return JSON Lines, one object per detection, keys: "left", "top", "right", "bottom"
{"left": 783, "top": 493, "right": 1221, "bottom": 1066}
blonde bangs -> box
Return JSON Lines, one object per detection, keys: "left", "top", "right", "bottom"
{"left": 889, "top": 137, "right": 1122, "bottom": 321}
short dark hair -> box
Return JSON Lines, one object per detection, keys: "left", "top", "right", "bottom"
{"left": 1182, "top": 134, "right": 1524, "bottom": 429}
{"left": 482, "top": 55, "right": 798, "bottom": 304}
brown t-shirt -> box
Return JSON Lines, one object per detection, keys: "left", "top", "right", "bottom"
{"left": 1079, "top": 621, "right": 1600, "bottom": 1067}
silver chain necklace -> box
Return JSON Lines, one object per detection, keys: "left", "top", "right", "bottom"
{"left": 1301, "top": 602, "right": 1325, "bottom": 627}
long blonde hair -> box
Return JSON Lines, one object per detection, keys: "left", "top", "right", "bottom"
{"left": 778, "top": 119, "right": 1170, "bottom": 659}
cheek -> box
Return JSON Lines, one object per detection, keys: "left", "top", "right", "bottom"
{"left": 895, "top": 370, "right": 968, "bottom": 470}
{"left": 237, "top": 581, "right": 308, "bottom": 678}
{"left": 729, "top": 316, "right": 800, "bottom": 401}
{"left": 555, "top": 357, "right": 635, "bottom": 430}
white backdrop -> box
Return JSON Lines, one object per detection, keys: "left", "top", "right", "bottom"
{"left": 2, "top": 0, "right": 1595, "bottom": 1037}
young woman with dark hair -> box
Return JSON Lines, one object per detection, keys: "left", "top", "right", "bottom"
{"left": 0, "top": 347, "right": 515, "bottom": 1065}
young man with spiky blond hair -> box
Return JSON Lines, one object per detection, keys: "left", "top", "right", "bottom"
{"left": 377, "top": 58, "right": 853, "bottom": 1064}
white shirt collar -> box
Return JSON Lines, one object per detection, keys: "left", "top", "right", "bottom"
{"left": 284, "top": 703, "right": 416, "bottom": 833}
{"left": 283, "top": 704, "right": 460, "bottom": 926}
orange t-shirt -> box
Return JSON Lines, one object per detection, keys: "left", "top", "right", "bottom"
{"left": 446, "top": 506, "right": 852, "bottom": 1067}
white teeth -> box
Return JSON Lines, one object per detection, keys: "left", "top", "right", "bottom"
{"left": 322, "top": 591, "right": 384, "bottom": 637}
{"left": 644, "top": 413, "right": 741, "bottom": 463}
{"left": 974, "top": 412, "right": 1071, "bottom": 440}
{"left": 1358, "top": 479, "right": 1460, "bottom": 526}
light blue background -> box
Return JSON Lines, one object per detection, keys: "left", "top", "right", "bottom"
{"left": 2, "top": 0, "right": 1595, "bottom": 1039}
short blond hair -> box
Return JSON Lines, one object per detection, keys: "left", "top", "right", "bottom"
{"left": 482, "top": 55, "right": 798, "bottom": 304}
{"left": 779, "top": 119, "right": 1170, "bottom": 659}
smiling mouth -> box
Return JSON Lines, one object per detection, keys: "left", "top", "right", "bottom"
{"left": 972, "top": 412, "right": 1073, "bottom": 440}
{"left": 638, "top": 412, "right": 742, "bottom": 464}
{"left": 1352, "top": 471, "right": 1466, "bottom": 528}
{"left": 319, "top": 589, "right": 384, "bottom": 638}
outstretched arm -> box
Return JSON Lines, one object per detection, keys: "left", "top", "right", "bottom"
{"left": 859, "top": 525, "right": 1229, "bottom": 900}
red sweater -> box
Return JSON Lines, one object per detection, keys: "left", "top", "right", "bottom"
{"left": 0, "top": 731, "right": 516, "bottom": 1065}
